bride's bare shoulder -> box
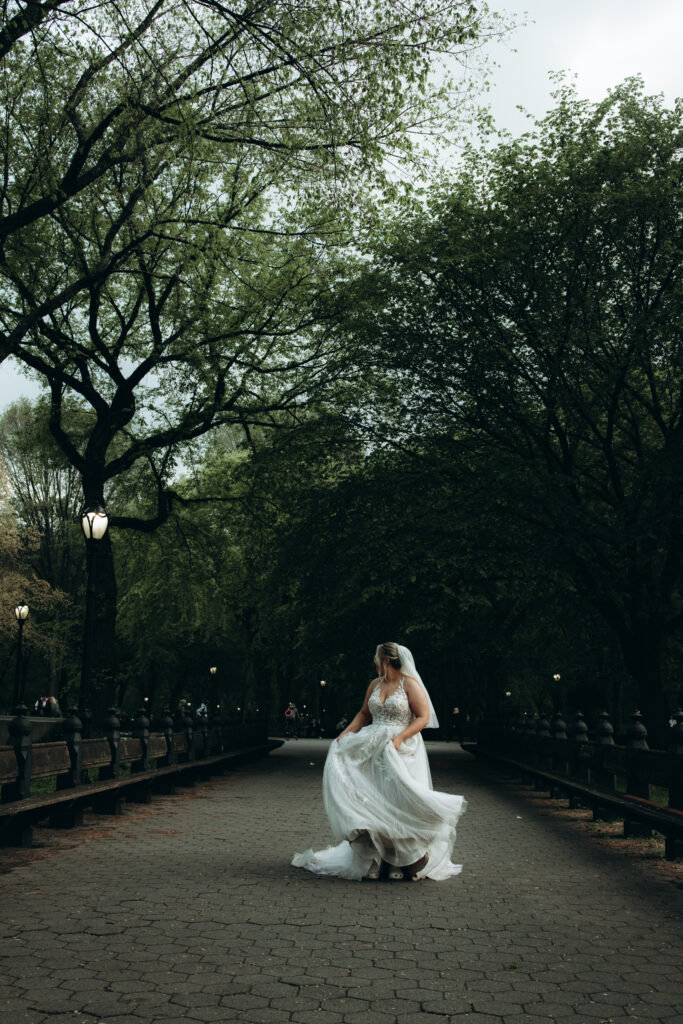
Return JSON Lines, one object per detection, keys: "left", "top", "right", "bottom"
{"left": 402, "top": 675, "right": 420, "bottom": 693}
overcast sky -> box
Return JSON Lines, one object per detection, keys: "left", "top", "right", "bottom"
{"left": 2, "top": 0, "right": 682, "bottom": 411}
{"left": 485, "top": 0, "right": 682, "bottom": 137}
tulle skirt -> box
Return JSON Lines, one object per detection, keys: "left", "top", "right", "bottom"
{"left": 292, "top": 725, "right": 466, "bottom": 881}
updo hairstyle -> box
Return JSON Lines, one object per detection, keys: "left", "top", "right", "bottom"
{"left": 374, "top": 642, "right": 401, "bottom": 673}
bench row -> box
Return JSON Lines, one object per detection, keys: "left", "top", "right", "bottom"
{"left": 473, "top": 712, "right": 683, "bottom": 859}
{"left": 0, "top": 703, "right": 272, "bottom": 847}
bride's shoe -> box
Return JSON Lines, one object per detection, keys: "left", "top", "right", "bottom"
{"left": 366, "top": 861, "right": 381, "bottom": 880}
{"left": 408, "top": 852, "right": 429, "bottom": 881}
{"left": 387, "top": 866, "right": 404, "bottom": 881}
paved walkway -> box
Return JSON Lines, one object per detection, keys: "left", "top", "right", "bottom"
{"left": 0, "top": 740, "right": 681, "bottom": 1024}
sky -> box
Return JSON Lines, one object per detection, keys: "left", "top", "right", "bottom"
{"left": 484, "top": 0, "right": 682, "bottom": 138}
{"left": 1, "top": 0, "right": 682, "bottom": 412}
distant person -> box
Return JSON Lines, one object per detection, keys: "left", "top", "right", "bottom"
{"left": 284, "top": 702, "right": 300, "bottom": 739}
{"left": 33, "top": 696, "right": 49, "bottom": 716}
{"left": 451, "top": 706, "right": 463, "bottom": 743}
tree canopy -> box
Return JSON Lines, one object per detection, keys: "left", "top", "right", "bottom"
{"left": 343, "top": 79, "right": 683, "bottom": 741}
{"left": 0, "top": 0, "right": 503, "bottom": 708}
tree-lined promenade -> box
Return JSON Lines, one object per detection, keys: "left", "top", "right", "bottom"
{"left": 0, "top": 2, "right": 682, "bottom": 748}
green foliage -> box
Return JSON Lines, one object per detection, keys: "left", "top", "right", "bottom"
{"left": 0, "top": 1, "right": 503, "bottom": 709}
{"left": 343, "top": 79, "right": 683, "bottom": 737}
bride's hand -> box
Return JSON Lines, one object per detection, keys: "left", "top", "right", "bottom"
{"left": 391, "top": 735, "right": 403, "bottom": 750}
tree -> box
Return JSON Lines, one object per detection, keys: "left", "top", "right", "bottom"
{"left": 0, "top": 0, "right": 500, "bottom": 706}
{"left": 0, "top": 465, "right": 70, "bottom": 706}
{"left": 104, "top": 401, "right": 626, "bottom": 730}
{"left": 0, "top": 0, "right": 493, "bottom": 360}
{"left": 346, "top": 80, "right": 683, "bottom": 742}
{"left": 0, "top": 399, "right": 83, "bottom": 591}
{"left": 191, "top": 414, "right": 571, "bottom": 728}
{"left": 0, "top": 398, "right": 84, "bottom": 696}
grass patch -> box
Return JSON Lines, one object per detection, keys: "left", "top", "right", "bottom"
{"left": 31, "top": 776, "right": 56, "bottom": 795}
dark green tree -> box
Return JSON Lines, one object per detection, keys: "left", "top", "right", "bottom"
{"left": 346, "top": 80, "right": 683, "bottom": 742}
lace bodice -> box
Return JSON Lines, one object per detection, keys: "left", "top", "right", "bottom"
{"left": 368, "top": 679, "right": 412, "bottom": 729}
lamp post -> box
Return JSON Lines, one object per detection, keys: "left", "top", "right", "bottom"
{"left": 12, "top": 601, "right": 29, "bottom": 708}
{"left": 79, "top": 505, "right": 109, "bottom": 730}
{"left": 319, "top": 679, "right": 327, "bottom": 736}
{"left": 209, "top": 665, "right": 217, "bottom": 712}
{"left": 553, "top": 673, "right": 561, "bottom": 713}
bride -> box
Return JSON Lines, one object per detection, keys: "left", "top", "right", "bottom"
{"left": 292, "top": 642, "right": 467, "bottom": 881}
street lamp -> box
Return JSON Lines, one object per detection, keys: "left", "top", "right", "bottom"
{"left": 79, "top": 505, "right": 109, "bottom": 726}
{"left": 12, "top": 602, "right": 29, "bottom": 708}
{"left": 81, "top": 506, "right": 109, "bottom": 541}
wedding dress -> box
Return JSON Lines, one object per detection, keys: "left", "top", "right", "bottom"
{"left": 292, "top": 677, "right": 467, "bottom": 881}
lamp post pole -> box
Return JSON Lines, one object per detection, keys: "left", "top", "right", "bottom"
{"left": 319, "top": 679, "right": 327, "bottom": 737}
{"left": 553, "top": 673, "right": 562, "bottom": 714}
{"left": 209, "top": 665, "right": 217, "bottom": 710}
{"left": 79, "top": 506, "right": 109, "bottom": 732}
{"left": 12, "top": 602, "right": 29, "bottom": 708}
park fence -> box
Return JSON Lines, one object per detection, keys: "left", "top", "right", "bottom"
{"left": 474, "top": 708, "right": 683, "bottom": 860}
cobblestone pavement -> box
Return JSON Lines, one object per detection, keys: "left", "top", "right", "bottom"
{"left": 1, "top": 740, "right": 681, "bottom": 1024}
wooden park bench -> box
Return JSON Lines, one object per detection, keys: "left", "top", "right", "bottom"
{"left": 469, "top": 711, "right": 683, "bottom": 860}
{"left": 0, "top": 713, "right": 279, "bottom": 847}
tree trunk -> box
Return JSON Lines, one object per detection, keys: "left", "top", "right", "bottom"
{"left": 482, "top": 652, "right": 506, "bottom": 718}
{"left": 48, "top": 647, "right": 57, "bottom": 698}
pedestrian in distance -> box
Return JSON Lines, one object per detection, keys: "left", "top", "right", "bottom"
{"left": 451, "top": 705, "right": 463, "bottom": 743}
{"left": 284, "top": 701, "right": 300, "bottom": 739}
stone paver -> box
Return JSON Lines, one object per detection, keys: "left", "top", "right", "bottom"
{"left": 0, "top": 740, "right": 681, "bottom": 1023}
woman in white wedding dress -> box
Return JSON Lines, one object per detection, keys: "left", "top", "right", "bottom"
{"left": 292, "top": 642, "right": 467, "bottom": 881}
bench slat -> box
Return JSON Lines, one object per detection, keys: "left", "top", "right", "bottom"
{"left": 149, "top": 736, "right": 167, "bottom": 759}
{"left": 120, "top": 737, "right": 142, "bottom": 761}
{"left": 81, "top": 738, "right": 112, "bottom": 770}
{"left": 32, "top": 742, "right": 71, "bottom": 778}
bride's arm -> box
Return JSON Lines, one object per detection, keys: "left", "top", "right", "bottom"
{"left": 391, "top": 676, "right": 430, "bottom": 750}
{"left": 336, "top": 680, "right": 377, "bottom": 742}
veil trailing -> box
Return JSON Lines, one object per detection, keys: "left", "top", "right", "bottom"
{"left": 397, "top": 644, "right": 439, "bottom": 729}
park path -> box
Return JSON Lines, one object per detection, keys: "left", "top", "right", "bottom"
{"left": 0, "top": 739, "right": 681, "bottom": 1024}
